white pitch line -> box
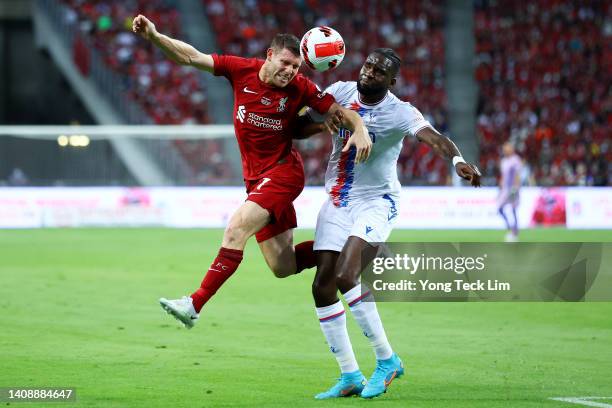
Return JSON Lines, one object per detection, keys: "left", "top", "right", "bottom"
{"left": 550, "top": 397, "right": 612, "bottom": 407}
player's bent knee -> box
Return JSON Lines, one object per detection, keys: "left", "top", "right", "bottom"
{"left": 311, "top": 277, "right": 327, "bottom": 295}
{"left": 271, "top": 265, "right": 294, "bottom": 279}
{"left": 312, "top": 269, "right": 336, "bottom": 297}
{"left": 334, "top": 255, "right": 360, "bottom": 291}
{"left": 223, "top": 223, "right": 249, "bottom": 248}
{"left": 336, "top": 271, "right": 359, "bottom": 292}
{"left": 223, "top": 224, "right": 240, "bottom": 242}
{"left": 312, "top": 282, "right": 336, "bottom": 305}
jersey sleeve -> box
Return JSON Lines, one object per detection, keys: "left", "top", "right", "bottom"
{"left": 396, "top": 103, "right": 433, "bottom": 137}
{"left": 211, "top": 54, "right": 249, "bottom": 80}
{"left": 323, "top": 81, "right": 342, "bottom": 99}
{"left": 302, "top": 77, "right": 336, "bottom": 114}
{"left": 323, "top": 81, "right": 352, "bottom": 105}
{"left": 303, "top": 81, "right": 344, "bottom": 121}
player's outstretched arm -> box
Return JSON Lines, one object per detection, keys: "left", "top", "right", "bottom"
{"left": 327, "top": 104, "right": 372, "bottom": 163}
{"left": 132, "top": 15, "right": 214, "bottom": 73}
{"left": 416, "top": 127, "right": 482, "bottom": 187}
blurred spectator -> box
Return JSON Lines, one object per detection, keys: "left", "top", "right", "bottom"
{"left": 8, "top": 168, "right": 29, "bottom": 186}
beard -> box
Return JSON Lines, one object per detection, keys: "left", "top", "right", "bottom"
{"left": 357, "top": 80, "right": 386, "bottom": 96}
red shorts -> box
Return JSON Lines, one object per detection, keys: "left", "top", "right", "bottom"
{"left": 245, "top": 161, "right": 305, "bottom": 243}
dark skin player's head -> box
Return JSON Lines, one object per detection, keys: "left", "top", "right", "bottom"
{"left": 357, "top": 48, "right": 401, "bottom": 103}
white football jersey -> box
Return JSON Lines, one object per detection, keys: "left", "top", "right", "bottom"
{"left": 321, "top": 81, "right": 432, "bottom": 206}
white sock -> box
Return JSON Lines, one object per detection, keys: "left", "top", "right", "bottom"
{"left": 343, "top": 284, "right": 393, "bottom": 361}
{"left": 316, "top": 300, "right": 359, "bottom": 373}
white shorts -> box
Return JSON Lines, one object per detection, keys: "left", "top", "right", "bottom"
{"left": 314, "top": 194, "right": 399, "bottom": 252}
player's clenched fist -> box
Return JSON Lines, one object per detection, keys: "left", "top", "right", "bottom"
{"left": 456, "top": 162, "right": 482, "bottom": 187}
{"left": 132, "top": 15, "right": 157, "bottom": 40}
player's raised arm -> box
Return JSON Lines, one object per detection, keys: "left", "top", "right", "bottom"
{"left": 415, "top": 127, "right": 482, "bottom": 187}
{"left": 132, "top": 15, "right": 214, "bottom": 73}
{"left": 327, "top": 103, "right": 372, "bottom": 164}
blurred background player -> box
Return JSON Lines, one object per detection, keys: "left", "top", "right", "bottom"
{"left": 132, "top": 14, "right": 372, "bottom": 328}
{"left": 300, "top": 49, "right": 481, "bottom": 399}
{"left": 498, "top": 142, "right": 523, "bottom": 242}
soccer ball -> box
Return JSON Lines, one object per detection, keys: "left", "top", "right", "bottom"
{"left": 300, "top": 26, "right": 345, "bottom": 72}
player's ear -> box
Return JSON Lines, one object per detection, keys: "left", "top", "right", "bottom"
{"left": 266, "top": 48, "right": 274, "bottom": 61}
{"left": 390, "top": 77, "right": 397, "bottom": 87}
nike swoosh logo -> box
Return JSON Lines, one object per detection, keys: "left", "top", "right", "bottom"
{"left": 249, "top": 192, "right": 263, "bottom": 195}
{"left": 243, "top": 87, "right": 257, "bottom": 94}
{"left": 209, "top": 268, "right": 223, "bottom": 272}
{"left": 384, "top": 370, "right": 398, "bottom": 387}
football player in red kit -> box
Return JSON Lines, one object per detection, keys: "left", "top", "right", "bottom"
{"left": 133, "top": 15, "right": 371, "bottom": 328}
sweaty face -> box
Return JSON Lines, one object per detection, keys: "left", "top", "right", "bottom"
{"left": 267, "top": 48, "right": 301, "bottom": 88}
{"left": 357, "top": 53, "right": 395, "bottom": 96}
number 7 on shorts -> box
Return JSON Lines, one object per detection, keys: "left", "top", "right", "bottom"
{"left": 256, "top": 177, "right": 271, "bottom": 191}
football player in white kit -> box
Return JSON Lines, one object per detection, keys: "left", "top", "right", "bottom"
{"left": 301, "top": 48, "right": 481, "bottom": 399}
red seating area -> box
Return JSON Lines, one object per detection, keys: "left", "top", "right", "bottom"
{"left": 62, "top": 0, "right": 209, "bottom": 123}
{"left": 475, "top": 0, "right": 610, "bottom": 186}
{"left": 60, "top": 1, "right": 610, "bottom": 186}
{"left": 204, "top": 0, "right": 449, "bottom": 185}
{"left": 61, "top": 0, "right": 234, "bottom": 184}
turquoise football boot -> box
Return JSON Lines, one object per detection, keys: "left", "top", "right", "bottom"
{"left": 315, "top": 371, "right": 366, "bottom": 399}
{"left": 360, "top": 353, "right": 404, "bottom": 399}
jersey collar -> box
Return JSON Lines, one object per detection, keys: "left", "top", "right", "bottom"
{"left": 358, "top": 91, "right": 389, "bottom": 107}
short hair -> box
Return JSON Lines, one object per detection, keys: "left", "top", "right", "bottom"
{"left": 270, "top": 34, "right": 300, "bottom": 57}
{"left": 372, "top": 47, "right": 401, "bottom": 76}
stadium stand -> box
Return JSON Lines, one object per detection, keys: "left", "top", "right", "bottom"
{"left": 204, "top": 0, "right": 449, "bottom": 185}
{"left": 60, "top": 0, "right": 234, "bottom": 184}
{"left": 475, "top": 0, "right": 610, "bottom": 186}
{"left": 53, "top": 1, "right": 610, "bottom": 187}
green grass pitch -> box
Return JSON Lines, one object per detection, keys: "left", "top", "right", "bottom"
{"left": 1, "top": 228, "right": 611, "bottom": 407}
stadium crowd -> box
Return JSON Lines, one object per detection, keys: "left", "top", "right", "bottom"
{"left": 204, "top": 0, "right": 449, "bottom": 185}
{"left": 475, "top": 0, "right": 610, "bottom": 186}
{"left": 60, "top": 0, "right": 233, "bottom": 184}
{"left": 58, "top": 0, "right": 609, "bottom": 186}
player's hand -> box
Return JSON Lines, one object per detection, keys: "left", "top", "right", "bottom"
{"left": 132, "top": 14, "right": 157, "bottom": 40}
{"left": 343, "top": 126, "right": 372, "bottom": 164}
{"left": 324, "top": 110, "right": 344, "bottom": 134}
{"left": 456, "top": 162, "right": 482, "bottom": 187}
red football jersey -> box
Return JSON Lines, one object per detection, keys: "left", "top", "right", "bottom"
{"left": 212, "top": 54, "right": 335, "bottom": 180}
